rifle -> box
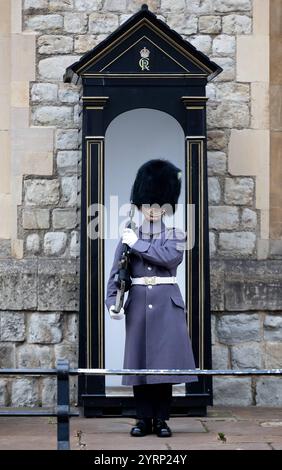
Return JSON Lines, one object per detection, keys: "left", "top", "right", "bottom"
{"left": 112, "top": 203, "right": 136, "bottom": 313}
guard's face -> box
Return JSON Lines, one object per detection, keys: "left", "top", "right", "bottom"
{"left": 141, "top": 206, "right": 165, "bottom": 221}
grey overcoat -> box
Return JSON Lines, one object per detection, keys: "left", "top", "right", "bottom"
{"left": 105, "top": 217, "right": 199, "bottom": 386}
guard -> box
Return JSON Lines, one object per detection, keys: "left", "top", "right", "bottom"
{"left": 105, "top": 159, "right": 198, "bottom": 437}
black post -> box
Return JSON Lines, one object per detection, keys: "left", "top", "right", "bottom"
{"left": 57, "top": 359, "right": 70, "bottom": 450}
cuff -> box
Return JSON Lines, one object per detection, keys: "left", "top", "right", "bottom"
{"left": 105, "top": 297, "right": 116, "bottom": 311}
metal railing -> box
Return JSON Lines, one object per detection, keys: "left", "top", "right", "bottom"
{"left": 0, "top": 361, "right": 282, "bottom": 450}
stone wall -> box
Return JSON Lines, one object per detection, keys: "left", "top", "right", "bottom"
{"left": 0, "top": 0, "right": 281, "bottom": 407}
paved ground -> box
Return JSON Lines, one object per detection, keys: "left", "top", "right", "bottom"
{"left": 1, "top": 407, "right": 282, "bottom": 450}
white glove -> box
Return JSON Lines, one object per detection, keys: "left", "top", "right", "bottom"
{"left": 109, "top": 305, "right": 125, "bottom": 320}
{"left": 122, "top": 228, "right": 138, "bottom": 248}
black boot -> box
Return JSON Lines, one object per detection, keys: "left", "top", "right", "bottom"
{"left": 152, "top": 418, "right": 172, "bottom": 437}
{"left": 130, "top": 418, "right": 152, "bottom": 437}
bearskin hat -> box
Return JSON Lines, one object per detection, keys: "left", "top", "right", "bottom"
{"left": 130, "top": 158, "right": 182, "bottom": 215}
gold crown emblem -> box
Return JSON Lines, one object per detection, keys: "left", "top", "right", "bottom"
{"left": 140, "top": 47, "right": 150, "bottom": 58}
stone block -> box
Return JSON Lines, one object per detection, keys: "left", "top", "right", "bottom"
{"left": 207, "top": 101, "right": 250, "bottom": 128}
{"left": 189, "top": 35, "right": 212, "bottom": 55}
{"left": 222, "top": 14, "right": 252, "bottom": 34}
{"left": 199, "top": 16, "right": 221, "bottom": 34}
{"left": 208, "top": 177, "right": 221, "bottom": 204}
{"left": 211, "top": 57, "right": 235, "bottom": 82}
{"left": 38, "top": 259, "right": 78, "bottom": 311}
{"left": 89, "top": 12, "right": 119, "bottom": 34}
{"left": 11, "top": 378, "right": 39, "bottom": 407}
{"left": 166, "top": 14, "right": 198, "bottom": 35}
{"left": 41, "top": 376, "right": 56, "bottom": 406}
{"left": 0, "top": 312, "right": 25, "bottom": 341}
{"left": 214, "top": 0, "right": 252, "bottom": 12}
{"left": 207, "top": 131, "right": 228, "bottom": 151}
{"left": 209, "top": 231, "right": 216, "bottom": 256}
{"left": 24, "top": 0, "right": 48, "bottom": 8}
{"left": 212, "top": 35, "right": 235, "bottom": 56}
{"left": 212, "top": 344, "right": 229, "bottom": 369}
{"left": 264, "top": 315, "right": 282, "bottom": 341}
{"left": 49, "top": 0, "right": 73, "bottom": 10}
{"left": 64, "top": 313, "right": 78, "bottom": 342}
{"left": 74, "top": 34, "right": 100, "bottom": 53}
{"left": 225, "top": 279, "right": 282, "bottom": 311}
{"left": 64, "top": 13, "right": 88, "bottom": 33}
{"left": 61, "top": 176, "right": 78, "bottom": 206}
{"left": 217, "top": 313, "right": 261, "bottom": 344}
{"left": 185, "top": 0, "right": 214, "bottom": 15}
{"left": 54, "top": 340, "right": 78, "bottom": 368}
{"left": 43, "top": 232, "right": 67, "bottom": 256}
{"left": 32, "top": 106, "right": 73, "bottom": 127}
{"left": 70, "top": 231, "right": 80, "bottom": 258}
{"left": 23, "top": 209, "right": 50, "bottom": 229}
{"left": 104, "top": 0, "right": 127, "bottom": 10}
{"left": 38, "top": 34, "right": 73, "bottom": 54}
{"left": 231, "top": 342, "right": 263, "bottom": 369}
{"left": 57, "top": 151, "right": 79, "bottom": 174}
{"left": 0, "top": 260, "right": 37, "bottom": 309}
{"left": 241, "top": 208, "right": 257, "bottom": 229}
{"left": 27, "top": 313, "right": 62, "bottom": 344}
{"left": 256, "top": 378, "right": 282, "bottom": 406}
{"left": 52, "top": 209, "right": 77, "bottom": 229}
{"left": 211, "top": 313, "right": 217, "bottom": 345}
{"left": 210, "top": 261, "right": 225, "bottom": 311}
{"left": 209, "top": 206, "right": 239, "bottom": 230}
{"left": 16, "top": 344, "right": 54, "bottom": 367}
{"left": 74, "top": 0, "right": 102, "bottom": 10}
{"left": 215, "top": 83, "right": 250, "bottom": 102}
{"left": 219, "top": 232, "right": 256, "bottom": 255}
{"left": 26, "top": 234, "right": 40, "bottom": 254}
{"left": 24, "top": 179, "right": 60, "bottom": 206}
{"left": 0, "top": 344, "right": 16, "bottom": 368}
{"left": 56, "top": 129, "right": 79, "bottom": 150}
{"left": 25, "top": 14, "right": 63, "bottom": 31}
{"left": 0, "top": 380, "right": 8, "bottom": 407}
{"left": 39, "top": 56, "right": 79, "bottom": 81}
{"left": 265, "top": 342, "right": 282, "bottom": 369}
{"left": 225, "top": 177, "right": 254, "bottom": 205}
{"left": 213, "top": 377, "right": 253, "bottom": 406}
{"left": 31, "top": 82, "right": 58, "bottom": 102}
{"left": 207, "top": 151, "right": 227, "bottom": 175}
{"left": 58, "top": 85, "right": 79, "bottom": 103}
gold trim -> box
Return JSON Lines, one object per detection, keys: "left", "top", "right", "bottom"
{"left": 86, "top": 140, "right": 91, "bottom": 367}
{"left": 199, "top": 140, "right": 204, "bottom": 370}
{"left": 100, "top": 35, "right": 190, "bottom": 73}
{"left": 76, "top": 18, "right": 213, "bottom": 75}
{"left": 82, "top": 96, "right": 109, "bottom": 100}
{"left": 86, "top": 136, "right": 105, "bottom": 139}
{"left": 186, "top": 136, "right": 206, "bottom": 139}
{"left": 181, "top": 96, "right": 209, "bottom": 101}
{"left": 86, "top": 139, "right": 104, "bottom": 368}
{"left": 187, "top": 106, "right": 205, "bottom": 110}
{"left": 186, "top": 140, "right": 192, "bottom": 339}
{"left": 86, "top": 106, "right": 104, "bottom": 110}
{"left": 186, "top": 139, "right": 205, "bottom": 369}
{"left": 82, "top": 73, "right": 207, "bottom": 78}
